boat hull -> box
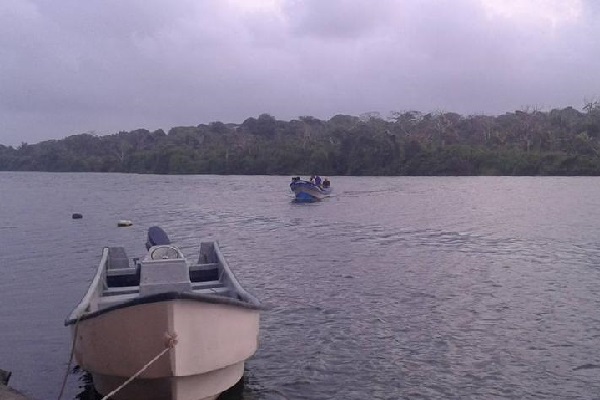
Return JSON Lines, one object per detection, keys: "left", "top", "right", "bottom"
{"left": 290, "top": 181, "right": 332, "bottom": 202}
{"left": 92, "top": 362, "right": 243, "bottom": 400}
{"left": 72, "top": 298, "right": 259, "bottom": 400}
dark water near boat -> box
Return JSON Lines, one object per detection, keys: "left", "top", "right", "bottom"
{"left": 2, "top": 172, "right": 600, "bottom": 400}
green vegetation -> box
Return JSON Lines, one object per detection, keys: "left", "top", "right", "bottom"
{"left": 2, "top": 103, "right": 600, "bottom": 175}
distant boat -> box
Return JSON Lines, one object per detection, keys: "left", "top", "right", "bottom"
{"left": 65, "top": 226, "right": 261, "bottom": 400}
{"left": 290, "top": 177, "right": 332, "bottom": 202}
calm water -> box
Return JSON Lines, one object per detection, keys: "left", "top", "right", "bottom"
{"left": 1, "top": 172, "right": 600, "bottom": 400}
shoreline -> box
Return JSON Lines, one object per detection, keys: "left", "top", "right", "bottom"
{"left": 0, "top": 370, "right": 31, "bottom": 400}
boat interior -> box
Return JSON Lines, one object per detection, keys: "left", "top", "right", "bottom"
{"left": 98, "top": 244, "right": 234, "bottom": 310}
{"left": 65, "top": 227, "right": 260, "bottom": 325}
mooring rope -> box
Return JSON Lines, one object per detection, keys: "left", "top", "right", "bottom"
{"left": 100, "top": 332, "right": 178, "bottom": 400}
{"left": 57, "top": 316, "right": 81, "bottom": 400}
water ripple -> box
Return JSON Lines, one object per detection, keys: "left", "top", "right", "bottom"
{"left": 1, "top": 173, "right": 600, "bottom": 399}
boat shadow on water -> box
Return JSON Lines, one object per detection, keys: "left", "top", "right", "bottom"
{"left": 74, "top": 366, "right": 249, "bottom": 400}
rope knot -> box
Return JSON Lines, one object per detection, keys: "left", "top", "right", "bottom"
{"left": 164, "top": 332, "right": 178, "bottom": 348}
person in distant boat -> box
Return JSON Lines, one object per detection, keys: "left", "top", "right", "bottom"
{"left": 291, "top": 176, "right": 300, "bottom": 182}
{"left": 314, "top": 175, "right": 322, "bottom": 186}
{"left": 322, "top": 178, "right": 330, "bottom": 188}
{"left": 309, "top": 175, "right": 315, "bottom": 184}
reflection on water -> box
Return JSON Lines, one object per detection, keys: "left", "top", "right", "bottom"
{"left": 73, "top": 367, "right": 252, "bottom": 400}
{"left": 73, "top": 367, "right": 101, "bottom": 400}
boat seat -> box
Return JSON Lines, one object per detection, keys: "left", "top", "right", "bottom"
{"left": 107, "top": 267, "right": 137, "bottom": 276}
{"left": 191, "top": 280, "right": 222, "bottom": 290}
{"left": 103, "top": 286, "right": 139, "bottom": 296}
{"left": 106, "top": 267, "right": 140, "bottom": 287}
{"left": 193, "top": 286, "right": 230, "bottom": 295}
{"left": 108, "top": 247, "right": 130, "bottom": 269}
{"left": 189, "top": 263, "right": 220, "bottom": 271}
{"left": 189, "top": 263, "right": 220, "bottom": 282}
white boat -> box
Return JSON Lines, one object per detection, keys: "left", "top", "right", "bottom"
{"left": 65, "top": 227, "right": 261, "bottom": 400}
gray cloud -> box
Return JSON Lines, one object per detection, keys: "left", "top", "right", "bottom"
{"left": 284, "top": 0, "right": 399, "bottom": 39}
{"left": 1, "top": 0, "right": 599, "bottom": 145}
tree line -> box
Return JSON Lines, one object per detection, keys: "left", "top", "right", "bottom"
{"left": 2, "top": 103, "right": 600, "bottom": 176}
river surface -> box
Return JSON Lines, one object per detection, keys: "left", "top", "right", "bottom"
{"left": 1, "top": 172, "right": 600, "bottom": 400}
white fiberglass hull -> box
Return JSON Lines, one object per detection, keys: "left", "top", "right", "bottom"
{"left": 72, "top": 299, "right": 259, "bottom": 400}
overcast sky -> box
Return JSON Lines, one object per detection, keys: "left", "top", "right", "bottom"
{"left": 1, "top": 0, "right": 599, "bottom": 146}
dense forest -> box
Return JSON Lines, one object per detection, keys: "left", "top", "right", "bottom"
{"left": 2, "top": 103, "right": 600, "bottom": 175}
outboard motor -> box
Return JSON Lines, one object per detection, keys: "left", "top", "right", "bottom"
{"left": 146, "top": 226, "right": 171, "bottom": 250}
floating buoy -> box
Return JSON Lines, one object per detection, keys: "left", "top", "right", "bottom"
{"left": 72, "top": 213, "right": 83, "bottom": 219}
{"left": 117, "top": 220, "right": 133, "bottom": 227}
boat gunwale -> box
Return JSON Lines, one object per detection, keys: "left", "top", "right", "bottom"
{"left": 64, "top": 290, "right": 262, "bottom": 326}
{"left": 290, "top": 180, "right": 332, "bottom": 197}
{"left": 66, "top": 248, "right": 109, "bottom": 324}
{"left": 65, "top": 243, "right": 262, "bottom": 326}
{"left": 213, "top": 243, "right": 257, "bottom": 304}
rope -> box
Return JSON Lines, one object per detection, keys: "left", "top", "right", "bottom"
{"left": 57, "top": 316, "right": 81, "bottom": 400}
{"left": 100, "top": 332, "right": 178, "bottom": 400}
